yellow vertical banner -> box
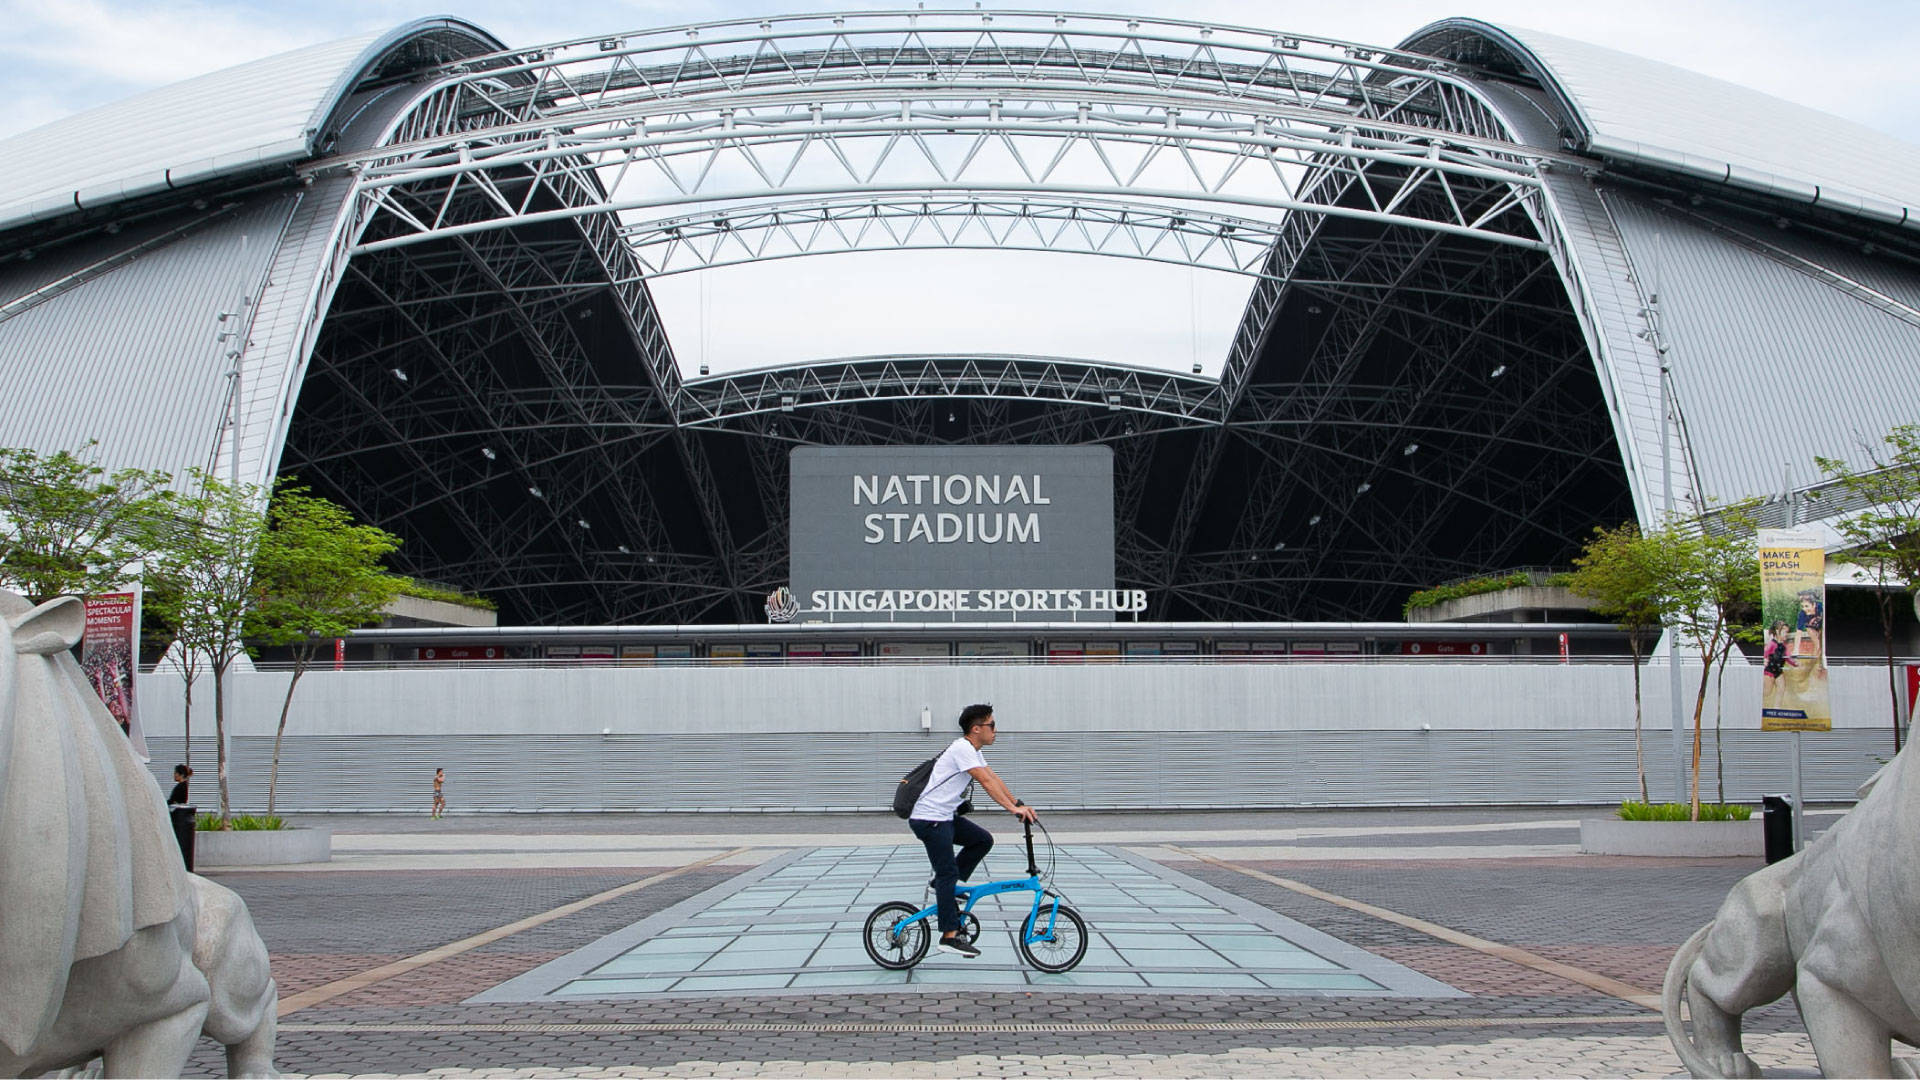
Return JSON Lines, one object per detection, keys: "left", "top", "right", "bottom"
{"left": 1757, "top": 529, "right": 1831, "bottom": 732}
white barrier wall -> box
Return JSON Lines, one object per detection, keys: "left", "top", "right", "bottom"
{"left": 137, "top": 662, "right": 1900, "bottom": 812}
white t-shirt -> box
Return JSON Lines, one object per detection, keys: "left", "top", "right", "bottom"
{"left": 910, "top": 736, "right": 987, "bottom": 821}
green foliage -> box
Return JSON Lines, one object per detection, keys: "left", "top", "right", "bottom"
{"left": 1617, "top": 800, "right": 1752, "bottom": 822}
{"left": 1403, "top": 573, "right": 1533, "bottom": 616}
{"left": 0, "top": 443, "right": 176, "bottom": 603}
{"left": 394, "top": 577, "right": 496, "bottom": 612}
{"left": 1566, "top": 522, "right": 1677, "bottom": 803}
{"left": 196, "top": 813, "right": 285, "bottom": 831}
{"left": 1814, "top": 424, "right": 1920, "bottom": 591}
{"left": 1815, "top": 424, "right": 1920, "bottom": 744}
{"left": 1572, "top": 507, "right": 1761, "bottom": 817}
{"left": 146, "top": 470, "right": 272, "bottom": 825}
{"left": 1566, "top": 523, "right": 1668, "bottom": 637}
{"left": 248, "top": 481, "right": 405, "bottom": 816}
{"left": 249, "top": 482, "right": 405, "bottom": 648}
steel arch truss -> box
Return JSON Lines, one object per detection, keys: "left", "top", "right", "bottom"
{"left": 677, "top": 355, "right": 1224, "bottom": 429}
{"left": 622, "top": 195, "right": 1292, "bottom": 279}
{"left": 273, "top": 10, "right": 1637, "bottom": 624}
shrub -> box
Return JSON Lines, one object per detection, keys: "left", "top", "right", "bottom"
{"left": 1617, "top": 800, "right": 1752, "bottom": 822}
{"left": 395, "top": 577, "right": 496, "bottom": 612}
{"left": 1402, "top": 573, "right": 1533, "bottom": 616}
{"left": 196, "top": 813, "right": 287, "bottom": 831}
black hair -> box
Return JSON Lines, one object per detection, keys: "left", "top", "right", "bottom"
{"left": 958, "top": 703, "right": 994, "bottom": 732}
{"left": 174, "top": 764, "right": 192, "bottom": 777}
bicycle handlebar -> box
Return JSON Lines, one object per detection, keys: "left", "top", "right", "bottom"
{"left": 1020, "top": 803, "right": 1040, "bottom": 876}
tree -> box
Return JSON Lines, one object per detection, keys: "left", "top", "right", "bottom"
{"left": 1647, "top": 510, "right": 1763, "bottom": 820}
{"left": 0, "top": 443, "right": 174, "bottom": 603}
{"left": 143, "top": 577, "right": 207, "bottom": 768}
{"left": 1815, "top": 424, "right": 1920, "bottom": 752}
{"left": 146, "top": 471, "right": 270, "bottom": 826}
{"left": 249, "top": 483, "right": 403, "bottom": 816}
{"left": 1567, "top": 522, "right": 1670, "bottom": 802}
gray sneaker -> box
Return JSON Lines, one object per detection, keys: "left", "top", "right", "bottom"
{"left": 938, "top": 936, "right": 981, "bottom": 959}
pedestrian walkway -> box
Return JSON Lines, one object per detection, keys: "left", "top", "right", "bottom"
{"left": 187, "top": 808, "right": 1822, "bottom": 1078}
{"left": 481, "top": 845, "right": 1457, "bottom": 999}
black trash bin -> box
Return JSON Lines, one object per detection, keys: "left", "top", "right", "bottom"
{"left": 1762, "top": 795, "right": 1794, "bottom": 864}
{"left": 169, "top": 804, "right": 196, "bottom": 872}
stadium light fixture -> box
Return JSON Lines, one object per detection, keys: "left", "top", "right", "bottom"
{"left": 1403, "top": 443, "right": 1419, "bottom": 456}
{"left": 1489, "top": 365, "right": 1507, "bottom": 378}
{"left": 528, "top": 485, "right": 544, "bottom": 499}
{"left": 390, "top": 367, "right": 408, "bottom": 382}
{"left": 480, "top": 447, "right": 496, "bottom": 460}
{"left": 1355, "top": 482, "right": 1371, "bottom": 495}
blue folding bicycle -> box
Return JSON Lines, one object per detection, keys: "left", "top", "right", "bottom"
{"left": 862, "top": 811, "right": 1088, "bottom": 972}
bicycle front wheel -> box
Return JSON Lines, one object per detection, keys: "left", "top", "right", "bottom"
{"left": 863, "top": 901, "right": 931, "bottom": 970}
{"left": 1017, "top": 899, "right": 1088, "bottom": 973}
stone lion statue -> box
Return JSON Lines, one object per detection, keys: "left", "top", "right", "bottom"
{"left": 1664, "top": 739, "right": 1920, "bottom": 1077}
{"left": 0, "top": 592, "right": 278, "bottom": 1078}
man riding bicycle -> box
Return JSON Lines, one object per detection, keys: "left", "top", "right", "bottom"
{"left": 907, "top": 703, "right": 1037, "bottom": 958}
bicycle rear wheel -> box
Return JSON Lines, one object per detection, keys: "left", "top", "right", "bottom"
{"left": 1017, "top": 898, "right": 1087, "bottom": 973}
{"left": 863, "top": 901, "right": 931, "bottom": 970}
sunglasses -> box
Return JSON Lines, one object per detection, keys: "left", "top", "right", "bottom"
{"left": 979, "top": 721, "right": 997, "bottom": 729}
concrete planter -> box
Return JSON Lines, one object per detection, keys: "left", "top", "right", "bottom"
{"left": 1579, "top": 818, "right": 1760, "bottom": 857}
{"left": 196, "top": 826, "right": 332, "bottom": 867}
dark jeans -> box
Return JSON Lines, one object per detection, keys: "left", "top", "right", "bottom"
{"left": 909, "top": 815, "right": 993, "bottom": 934}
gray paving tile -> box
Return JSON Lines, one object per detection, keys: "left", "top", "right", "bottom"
{"left": 473, "top": 844, "right": 1458, "bottom": 1002}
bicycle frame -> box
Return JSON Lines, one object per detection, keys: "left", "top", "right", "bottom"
{"left": 892, "top": 818, "right": 1066, "bottom": 946}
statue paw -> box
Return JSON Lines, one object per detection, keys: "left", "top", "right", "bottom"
{"left": 1892, "top": 1055, "right": 1920, "bottom": 1079}
{"left": 1704, "top": 1051, "right": 1761, "bottom": 1079}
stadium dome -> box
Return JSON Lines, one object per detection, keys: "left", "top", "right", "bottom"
{"left": 2, "top": 12, "right": 1916, "bottom": 625}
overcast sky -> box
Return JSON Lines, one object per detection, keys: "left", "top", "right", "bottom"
{"left": 5, "top": 0, "right": 1916, "bottom": 375}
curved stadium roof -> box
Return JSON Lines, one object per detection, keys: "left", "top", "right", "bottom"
{"left": 1, "top": 12, "right": 1916, "bottom": 625}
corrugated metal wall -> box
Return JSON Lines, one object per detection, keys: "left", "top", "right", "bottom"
{"left": 138, "top": 662, "right": 1897, "bottom": 811}
{"left": 1603, "top": 191, "right": 1920, "bottom": 498}
{"left": 0, "top": 195, "right": 297, "bottom": 479}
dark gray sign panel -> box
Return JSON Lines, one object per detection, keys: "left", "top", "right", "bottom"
{"left": 789, "top": 446, "right": 1125, "bottom": 622}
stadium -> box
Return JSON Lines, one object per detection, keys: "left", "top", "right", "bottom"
{"left": 2, "top": 12, "right": 1917, "bottom": 810}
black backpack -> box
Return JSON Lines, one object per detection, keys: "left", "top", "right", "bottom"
{"left": 892, "top": 756, "right": 973, "bottom": 819}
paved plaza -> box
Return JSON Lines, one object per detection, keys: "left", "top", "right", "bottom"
{"left": 189, "top": 808, "right": 1829, "bottom": 1078}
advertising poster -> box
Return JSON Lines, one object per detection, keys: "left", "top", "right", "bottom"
{"left": 83, "top": 588, "right": 147, "bottom": 761}
{"left": 1758, "top": 529, "right": 1831, "bottom": 732}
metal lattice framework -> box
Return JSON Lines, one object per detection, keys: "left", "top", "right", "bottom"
{"left": 273, "top": 11, "right": 1633, "bottom": 624}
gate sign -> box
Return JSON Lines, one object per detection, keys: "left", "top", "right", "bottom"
{"left": 790, "top": 446, "right": 1116, "bottom": 623}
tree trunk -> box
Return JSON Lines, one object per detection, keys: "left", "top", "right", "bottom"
{"left": 214, "top": 661, "right": 231, "bottom": 825}
{"left": 1630, "top": 631, "right": 1648, "bottom": 803}
{"left": 1882, "top": 589, "right": 1902, "bottom": 753}
{"left": 1690, "top": 639, "right": 1716, "bottom": 821}
{"left": 1714, "top": 638, "right": 1731, "bottom": 805}
{"left": 180, "top": 659, "right": 193, "bottom": 769}
{"left": 267, "top": 652, "right": 309, "bottom": 818}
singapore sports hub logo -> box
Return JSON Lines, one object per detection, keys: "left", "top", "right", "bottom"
{"left": 764, "top": 586, "right": 799, "bottom": 623}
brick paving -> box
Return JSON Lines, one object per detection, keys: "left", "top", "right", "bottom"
{"left": 163, "top": 809, "right": 1827, "bottom": 1077}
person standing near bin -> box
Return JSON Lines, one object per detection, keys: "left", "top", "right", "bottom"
{"left": 907, "top": 704, "right": 1036, "bottom": 959}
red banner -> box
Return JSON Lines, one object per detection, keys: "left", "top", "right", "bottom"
{"left": 1400, "top": 641, "right": 1486, "bottom": 656}
{"left": 83, "top": 588, "right": 146, "bottom": 760}
{"left": 417, "top": 646, "right": 502, "bottom": 661}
